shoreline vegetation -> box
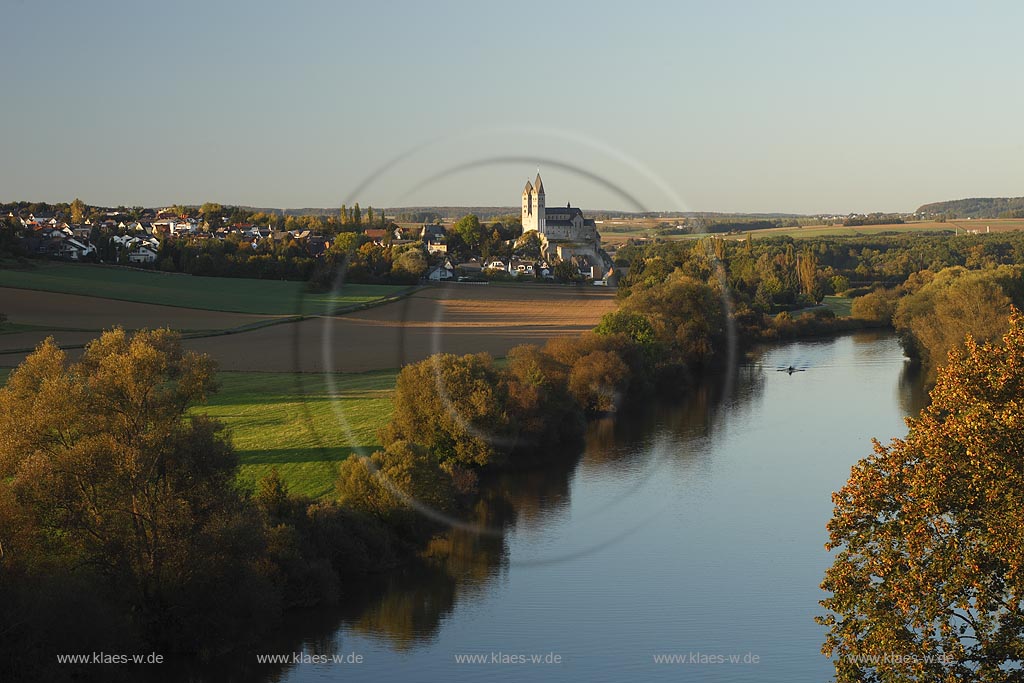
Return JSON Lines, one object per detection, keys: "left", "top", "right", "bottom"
{"left": 3, "top": 229, "right": 1024, "bottom": 680}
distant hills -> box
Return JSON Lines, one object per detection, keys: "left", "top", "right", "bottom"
{"left": 239, "top": 206, "right": 810, "bottom": 222}
{"left": 916, "top": 197, "right": 1024, "bottom": 219}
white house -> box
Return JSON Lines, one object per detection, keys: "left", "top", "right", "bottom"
{"left": 128, "top": 246, "right": 158, "bottom": 264}
{"left": 57, "top": 238, "right": 95, "bottom": 260}
{"left": 427, "top": 264, "right": 454, "bottom": 281}
{"left": 509, "top": 259, "right": 535, "bottom": 275}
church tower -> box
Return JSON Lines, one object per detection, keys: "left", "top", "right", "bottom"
{"left": 532, "top": 172, "right": 545, "bottom": 233}
{"left": 522, "top": 179, "right": 536, "bottom": 231}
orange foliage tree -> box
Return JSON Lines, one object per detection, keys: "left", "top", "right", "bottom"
{"left": 819, "top": 310, "right": 1024, "bottom": 681}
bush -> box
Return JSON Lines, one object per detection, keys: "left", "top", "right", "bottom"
{"left": 380, "top": 353, "right": 518, "bottom": 468}
{"left": 850, "top": 287, "right": 899, "bottom": 323}
{"left": 336, "top": 441, "right": 457, "bottom": 530}
{"left": 568, "top": 350, "right": 631, "bottom": 413}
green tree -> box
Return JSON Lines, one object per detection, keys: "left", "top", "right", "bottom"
{"left": 552, "top": 260, "right": 579, "bottom": 282}
{"left": 820, "top": 310, "right": 1024, "bottom": 682}
{"left": 453, "top": 214, "right": 487, "bottom": 250}
{"left": 391, "top": 247, "right": 427, "bottom": 280}
{"left": 595, "top": 310, "right": 656, "bottom": 345}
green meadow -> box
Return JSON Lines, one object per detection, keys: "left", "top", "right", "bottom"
{"left": 0, "top": 367, "right": 395, "bottom": 499}
{"left": 0, "top": 263, "right": 405, "bottom": 315}
{"left": 821, "top": 295, "right": 854, "bottom": 317}
{"left": 200, "top": 370, "right": 397, "bottom": 498}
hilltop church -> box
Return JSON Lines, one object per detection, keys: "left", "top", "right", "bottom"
{"left": 521, "top": 173, "right": 608, "bottom": 276}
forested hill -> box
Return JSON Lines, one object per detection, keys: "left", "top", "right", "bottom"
{"left": 916, "top": 196, "right": 1024, "bottom": 219}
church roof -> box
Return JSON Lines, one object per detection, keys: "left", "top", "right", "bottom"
{"left": 523, "top": 179, "right": 533, "bottom": 194}
{"left": 534, "top": 173, "right": 544, "bottom": 194}
{"left": 545, "top": 206, "right": 584, "bottom": 219}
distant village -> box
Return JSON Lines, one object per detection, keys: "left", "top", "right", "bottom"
{"left": 4, "top": 174, "right": 616, "bottom": 284}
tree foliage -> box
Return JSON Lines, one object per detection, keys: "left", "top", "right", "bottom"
{"left": 452, "top": 214, "right": 486, "bottom": 250}
{"left": 381, "top": 353, "right": 519, "bottom": 467}
{"left": 820, "top": 310, "right": 1024, "bottom": 681}
{"left": 894, "top": 266, "right": 1021, "bottom": 378}
{"left": 0, "top": 329, "right": 274, "bottom": 657}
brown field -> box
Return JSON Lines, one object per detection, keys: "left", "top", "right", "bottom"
{"left": 0, "top": 287, "right": 283, "bottom": 355}
{"left": 1, "top": 283, "right": 616, "bottom": 372}
{"left": 182, "top": 283, "right": 616, "bottom": 372}
{"left": 1, "top": 287, "right": 278, "bottom": 331}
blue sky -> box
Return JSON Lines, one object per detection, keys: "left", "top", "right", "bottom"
{"left": 3, "top": 0, "right": 1022, "bottom": 213}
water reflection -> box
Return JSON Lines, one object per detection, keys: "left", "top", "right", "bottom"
{"left": 244, "top": 355, "right": 767, "bottom": 668}
{"left": 194, "top": 333, "right": 926, "bottom": 683}
{"left": 898, "top": 360, "right": 929, "bottom": 417}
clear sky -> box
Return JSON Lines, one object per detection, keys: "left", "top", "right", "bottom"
{"left": 3, "top": 0, "right": 1022, "bottom": 214}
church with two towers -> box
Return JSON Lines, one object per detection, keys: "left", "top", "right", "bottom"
{"left": 520, "top": 173, "right": 607, "bottom": 276}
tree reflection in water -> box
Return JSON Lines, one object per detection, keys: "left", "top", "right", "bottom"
{"left": 183, "top": 354, "right": 768, "bottom": 682}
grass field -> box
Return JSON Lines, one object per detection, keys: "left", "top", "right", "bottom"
{"left": 0, "top": 263, "right": 405, "bottom": 315}
{"left": 0, "top": 366, "right": 392, "bottom": 499}
{"left": 821, "top": 295, "right": 853, "bottom": 317}
{"left": 200, "top": 370, "right": 396, "bottom": 499}
{"left": 600, "top": 218, "right": 1024, "bottom": 246}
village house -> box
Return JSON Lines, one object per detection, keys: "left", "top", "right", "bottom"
{"left": 55, "top": 237, "right": 95, "bottom": 260}
{"left": 483, "top": 257, "right": 507, "bottom": 272}
{"left": 128, "top": 245, "right": 158, "bottom": 264}
{"left": 508, "top": 259, "right": 535, "bottom": 276}
{"left": 427, "top": 261, "right": 455, "bottom": 281}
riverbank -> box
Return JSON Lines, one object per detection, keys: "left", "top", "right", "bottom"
{"left": 179, "top": 332, "right": 920, "bottom": 683}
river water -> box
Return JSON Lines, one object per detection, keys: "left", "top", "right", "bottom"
{"left": 219, "top": 332, "right": 923, "bottom": 683}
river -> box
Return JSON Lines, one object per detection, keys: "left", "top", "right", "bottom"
{"left": 202, "top": 332, "right": 923, "bottom": 683}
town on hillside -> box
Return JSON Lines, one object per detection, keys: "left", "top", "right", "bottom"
{"left": 2, "top": 175, "right": 616, "bottom": 285}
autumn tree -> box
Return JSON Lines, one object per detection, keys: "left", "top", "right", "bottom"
{"left": 567, "top": 350, "right": 630, "bottom": 413}
{"left": 336, "top": 440, "right": 457, "bottom": 535}
{"left": 380, "top": 353, "right": 519, "bottom": 468}
{"left": 0, "top": 329, "right": 272, "bottom": 650}
{"left": 894, "top": 266, "right": 1020, "bottom": 378}
{"left": 819, "top": 310, "right": 1024, "bottom": 682}
{"left": 619, "top": 270, "right": 725, "bottom": 366}
{"left": 797, "top": 247, "right": 820, "bottom": 301}
{"left": 851, "top": 287, "right": 900, "bottom": 324}
{"left": 69, "top": 197, "right": 86, "bottom": 223}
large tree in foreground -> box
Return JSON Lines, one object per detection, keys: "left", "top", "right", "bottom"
{"left": 819, "top": 310, "right": 1024, "bottom": 682}
{"left": 0, "top": 329, "right": 271, "bottom": 651}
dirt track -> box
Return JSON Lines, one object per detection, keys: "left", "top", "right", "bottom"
{"left": 1, "top": 284, "right": 616, "bottom": 371}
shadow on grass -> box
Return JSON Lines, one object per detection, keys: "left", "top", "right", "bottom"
{"left": 237, "top": 446, "right": 378, "bottom": 466}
